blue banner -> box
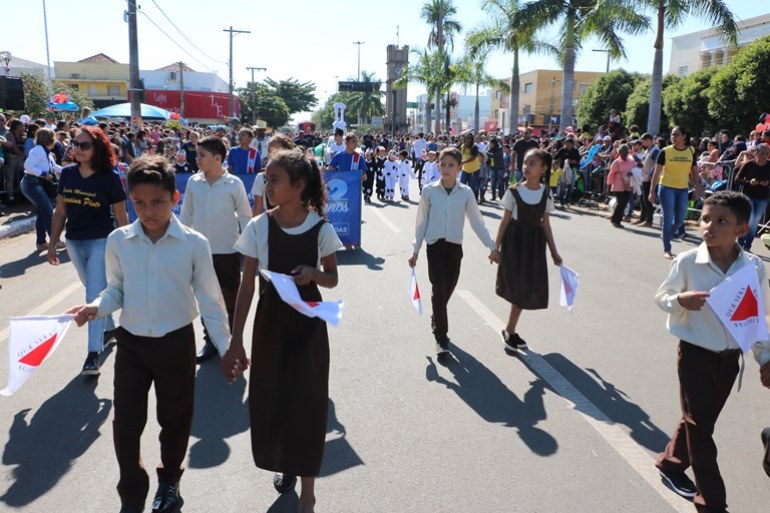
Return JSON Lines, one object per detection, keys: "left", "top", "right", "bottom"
{"left": 323, "top": 171, "right": 362, "bottom": 247}
{"left": 122, "top": 170, "right": 258, "bottom": 222}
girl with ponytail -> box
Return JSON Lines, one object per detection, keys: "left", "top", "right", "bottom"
{"left": 223, "top": 147, "right": 342, "bottom": 511}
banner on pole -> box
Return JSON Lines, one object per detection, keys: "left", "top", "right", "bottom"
{"left": 323, "top": 170, "right": 362, "bottom": 247}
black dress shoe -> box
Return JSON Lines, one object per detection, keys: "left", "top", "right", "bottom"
{"left": 103, "top": 328, "right": 118, "bottom": 348}
{"left": 81, "top": 352, "right": 100, "bottom": 376}
{"left": 119, "top": 505, "right": 144, "bottom": 513}
{"left": 151, "top": 482, "right": 183, "bottom": 513}
{"left": 762, "top": 427, "right": 770, "bottom": 478}
{"left": 273, "top": 473, "right": 297, "bottom": 493}
{"left": 196, "top": 342, "right": 218, "bottom": 363}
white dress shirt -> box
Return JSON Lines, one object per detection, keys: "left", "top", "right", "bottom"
{"left": 179, "top": 171, "right": 251, "bottom": 255}
{"left": 94, "top": 215, "right": 231, "bottom": 355}
{"left": 500, "top": 185, "right": 555, "bottom": 220}
{"left": 23, "top": 145, "right": 62, "bottom": 177}
{"left": 412, "top": 180, "right": 496, "bottom": 255}
{"left": 655, "top": 242, "right": 770, "bottom": 365}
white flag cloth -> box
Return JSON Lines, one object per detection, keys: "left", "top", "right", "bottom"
{"left": 705, "top": 264, "right": 770, "bottom": 353}
{"left": 408, "top": 269, "right": 423, "bottom": 315}
{"left": 559, "top": 265, "right": 579, "bottom": 312}
{"left": 1, "top": 315, "right": 73, "bottom": 396}
{"left": 260, "top": 270, "right": 343, "bottom": 326}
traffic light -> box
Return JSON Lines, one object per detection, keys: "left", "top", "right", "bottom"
{"left": 338, "top": 81, "right": 381, "bottom": 92}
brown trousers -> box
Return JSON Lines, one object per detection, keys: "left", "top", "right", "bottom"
{"left": 656, "top": 341, "right": 740, "bottom": 513}
{"left": 113, "top": 324, "right": 196, "bottom": 508}
{"left": 202, "top": 252, "right": 241, "bottom": 344}
{"left": 426, "top": 240, "right": 463, "bottom": 341}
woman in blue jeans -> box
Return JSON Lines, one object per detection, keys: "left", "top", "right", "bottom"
{"left": 48, "top": 126, "right": 128, "bottom": 376}
{"left": 649, "top": 126, "right": 701, "bottom": 260}
{"left": 735, "top": 143, "right": 770, "bottom": 250}
{"left": 21, "top": 128, "right": 63, "bottom": 252}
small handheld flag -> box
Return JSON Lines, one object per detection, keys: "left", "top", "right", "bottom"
{"left": 260, "top": 270, "right": 343, "bottom": 326}
{"left": 1, "top": 315, "right": 73, "bottom": 396}
{"left": 705, "top": 264, "right": 769, "bottom": 353}
{"left": 408, "top": 269, "right": 423, "bottom": 316}
{"left": 559, "top": 265, "right": 579, "bottom": 312}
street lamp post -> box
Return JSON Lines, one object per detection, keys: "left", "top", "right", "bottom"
{"left": 592, "top": 48, "right": 611, "bottom": 74}
{"left": 246, "top": 66, "right": 267, "bottom": 124}
{"left": 548, "top": 77, "right": 559, "bottom": 132}
{"left": 1, "top": 51, "right": 11, "bottom": 76}
{"left": 353, "top": 41, "right": 365, "bottom": 81}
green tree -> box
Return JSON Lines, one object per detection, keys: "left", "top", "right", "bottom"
{"left": 421, "top": 0, "right": 462, "bottom": 131}
{"left": 344, "top": 71, "right": 384, "bottom": 125}
{"left": 576, "top": 69, "right": 645, "bottom": 131}
{"left": 311, "top": 92, "right": 354, "bottom": 130}
{"left": 18, "top": 71, "right": 49, "bottom": 116}
{"left": 466, "top": 0, "right": 558, "bottom": 135}
{"left": 51, "top": 80, "right": 94, "bottom": 113}
{"left": 662, "top": 66, "right": 720, "bottom": 137}
{"left": 263, "top": 77, "right": 318, "bottom": 114}
{"left": 238, "top": 82, "right": 290, "bottom": 128}
{"left": 624, "top": 74, "right": 680, "bottom": 132}
{"left": 642, "top": 0, "right": 737, "bottom": 136}
{"left": 709, "top": 35, "right": 770, "bottom": 135}
{"left": 459, "top": 50, "right": 510, "bottom": 132}
{"left": 518, "top": 0, "right": 649, "bottom": 131}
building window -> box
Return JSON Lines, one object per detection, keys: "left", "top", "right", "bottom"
{"left": 107, "top": 85, "right": 121, "bottom": 96}
{"left": 71, "top": 84, "right": 79, "bottom": 91}
{"left": 678, "top": 65, "right": 689, "bottom": 76}
{"left": 523, "top": 82, "right": 533, "bottom": 94}
{"left": 88, "top": 85, "right": 98, "bottom": 96}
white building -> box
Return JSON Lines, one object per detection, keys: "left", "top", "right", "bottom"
{"left": 669, "top": 12, "right": 770, "bottom": 76}
{"left": 415, "top": 91, "right": 491, "bottom": 132}
{"left": 140, "top": 63, "right": 229, "bottom": 93}
{"left": 1, "top": 53, "right": 52, "bottom": 80}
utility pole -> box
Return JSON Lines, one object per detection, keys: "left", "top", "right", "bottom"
{"left": 592, "top": 48, "right": 611, "bottom": 74}
{"left": 353, "top": 41, "right": 365, "bottom": 81}
{"left": 127, "top": 0, "right": 141, "bottom": 130}
{"left": 42, "top": 0, "right": 53, "bottom": 97}
{"left": 246, "top": 66, "right": 266, "bottom": 125}
{"left": 178, "top": 61, "right": 185, "bottom": 118}
{"left": 223, "top": 26, "right": 250, "bottom": 119}
{"left": 548, "top": 77, "right": 558, "bottom": 132}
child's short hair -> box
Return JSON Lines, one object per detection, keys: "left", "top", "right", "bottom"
{"left": 398, "top": 149, "right": 409, "bottom": 158}
{"left": 334, "top": 128, "right": 344, "bottom": 137}
{"left": 35, "top": 128, "right": 56, "bottom": 147}
{"left": 196, "top": 136, "right": 227, "bottom": 162}
{"left": 438, "top": 147, "right": 462, "bottom": 166}
{"left": 268, "top": 132, "right": 296, "bottom": 152}
{"left": 345, "top": 133, "right": 358, "bottom": 143}
{"left": 703, "top": 191, "right": 751, "bottom": 225}
{"left": 128, "top": 155, "right": 177, "bottom": 196}
{"left": 238, "top": 127, "right": 254, "bottom": 139}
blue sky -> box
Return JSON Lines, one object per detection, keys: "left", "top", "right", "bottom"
{"left": 5, "top": 1, "right": 765, "bottom": 111}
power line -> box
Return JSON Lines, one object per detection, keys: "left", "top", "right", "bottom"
{"left": 137, "top": 9, "right": 218, "bottom": 73}
{"left": 149, "top": 0, "right": 226, "bottom": 66}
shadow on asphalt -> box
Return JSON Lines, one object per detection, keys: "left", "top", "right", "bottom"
{"left": 0, "top": 374, "right": 112, "bottom": 508}
{"left": 480, "top": 210, "right": 502, "bottom": 220}
{"left": 540, "top": 353, "right": 670, "bottom": 453}
{"left": 0, "top": 248, "right": 71, "bottom": 279}
{"left": 265, "top": 490, "right": 298, "bottom": 513}
{"left": 335, "top": 247, "right": 386, "bottom": 271}
{"left": 425, "top": 345, "right": 558, "bottom": 457}
{"left": 319, "top": 398, "right": 363, "bottom": 477}
{"left": 188, "top": 362, "right": 250, "bottom": 469}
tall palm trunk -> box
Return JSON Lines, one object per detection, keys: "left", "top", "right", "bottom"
{"left": 436, "top": 3, "right": 444, "bottom": 133}
{"left": 445, "top": 89, "right": 451, "bottom": 132}
{"left": 435, "top": 88, "right": 442, "bottom": 132}
{"left": 474, "top": 81, "right": 480, "bottom": 132}
{"left": 425, "top": 93, "right": 433, "bottom": 132}
{"left": 509, "top": 47, "right": 520, "bottom": 135}
{"left": 559, "top": 10, "right": 576, "bottom": 132}
{"left": 647, "top": 1, "right": 665, "bottom": 136}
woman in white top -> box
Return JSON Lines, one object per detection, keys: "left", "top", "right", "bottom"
{"left": 21, "top": 128, "right": 63, "bottom": 251}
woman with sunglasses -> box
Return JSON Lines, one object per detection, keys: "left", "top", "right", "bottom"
{"left": 48, "top": 126, "right": 129, "bottom": 376}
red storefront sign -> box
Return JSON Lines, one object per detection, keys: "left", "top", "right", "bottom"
{"left": 484, "top": 120, "right": 499, "bottom": 133}
{"left": 137, "top": 90, "right": 241, "bottom": 119}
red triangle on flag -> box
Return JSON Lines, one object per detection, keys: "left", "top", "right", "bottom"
{"left": 18, "top": 333, "right": 58, "bottom": 367}
{"left": 730, "top": 287, "right": 759, "bottom": 322}
{"left": 306, "top": 301, "right": 319, "bottom": 307}
{"left": 413, "top": 285, "right": 420, "bottom": 301}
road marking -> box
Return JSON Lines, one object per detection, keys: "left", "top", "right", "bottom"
{"left": 456, "top": 289, "right": 691, "bottom": 513}
{"left": 0, "top": 281, "right": 83, "bottom": 343}
{"left": 368, "top": 207, "right": 401, "bottom": 233}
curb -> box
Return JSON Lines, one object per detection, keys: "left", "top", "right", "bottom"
{"left": 0, "top": 216, "right": 37, "bottom": 240}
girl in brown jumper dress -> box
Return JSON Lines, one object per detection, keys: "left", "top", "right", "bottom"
{"left": 494, "top": 149, "right": 563, "bottom": 351}
{"left": 223, "top": 149, "right": 343, "bottom": 513}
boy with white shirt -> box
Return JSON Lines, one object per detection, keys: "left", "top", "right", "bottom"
{"left": 421, "top": 151, "right": 440, "bottom": 189}
{"left": 654, "top": 191, "right": 770, "bottom": 513}
{"left": 180, "top": 136, "right": 251, "bottom": 362}
{"left": 68, "top": 155, "right": 232, "bottom": 513}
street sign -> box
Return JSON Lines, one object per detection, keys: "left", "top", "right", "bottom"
{"left": 338, "top": 81, "right": 381, "bottom": 92}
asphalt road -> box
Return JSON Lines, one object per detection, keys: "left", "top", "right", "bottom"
{"left": 1, "top": 183, "right": 769, "bottom": 513}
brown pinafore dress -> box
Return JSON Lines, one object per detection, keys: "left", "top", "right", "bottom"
{"left": 249, "top": 214, "right": 330, "bottom": 477}
{"left": 495, "top": 186, "right": 549, "bottom": 310}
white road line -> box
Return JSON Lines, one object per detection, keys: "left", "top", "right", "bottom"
{"left": 456, "top": 289, "right": 692, "bottom": 513}
{"left": 0, "top": 281, "right": 83, "bottom": 343}
{"left": 368, "top": 207, "right": 402, "bottom": 233}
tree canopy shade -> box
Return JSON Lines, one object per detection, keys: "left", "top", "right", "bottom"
{"left": 517, "top": 0, "right": 649, "bottom": 132}
{"left": 18, "top": 71, "right": 50, "bottom": 117}
{"left": 263, "top": 77, "right": 318, "bottom": 114}
{"left": 237, "top": 82, "right": 290, "bottom": 129}
{"left": 575, "top": 69, "right": 645, "bottom": 131}
{"left": 662, "top": 66, "right": 719, "bottom": 138}
{"left": 465, "top": 0, "right": 557, "bottom": 135}
{"left": 642, "top": 0, "right": 737, "bottom": 136}
{"left": 624, "top": 74, "right": 680, "bottom": 133}
{"left": 708, "top": 35, "right": 770, "bottom": 136}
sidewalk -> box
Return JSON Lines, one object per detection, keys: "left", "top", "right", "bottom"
{"left": 0, "top": 204, "right": 36, "bottom": 240}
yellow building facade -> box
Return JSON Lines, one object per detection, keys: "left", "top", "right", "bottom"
{"left": 53, "top": 54, "right": 128, "bottom": 108}
{"left": 489, "top": 69, "right": 604, "bottom": 131}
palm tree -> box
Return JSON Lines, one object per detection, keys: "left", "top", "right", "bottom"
{"left": 421, "top": 0, "right": 462, "bottom": 132}
{"left": 644, "top": 0, "right": 737, "bottom": 136}
{"left": 345, "top": 71, "right": 385, "bottom": 125}
{"left": 517, "top": 0, "right": 649, "bottom": 132}
{"left": 459, "top": 50, "right": 511, "bottom": 132}
{"left": 466, "top": 0, "right": 558, "bottom": 135}
{"left": 394, "top": 49, "right": 442, "bottom": 132}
